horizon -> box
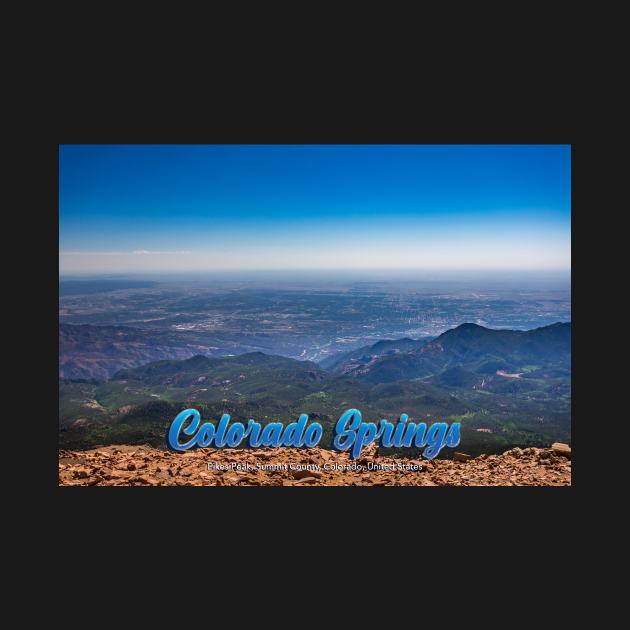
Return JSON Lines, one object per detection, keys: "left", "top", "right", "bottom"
{"left": 59, "top": 144, "right": 571, "bottom": 274}
{"left": 59, "top": 268, "right": 571, "bottom": 290}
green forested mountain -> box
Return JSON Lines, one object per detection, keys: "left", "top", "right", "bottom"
{"left": 320, "top": 336, "right": 433, "bottom": 372}
{"left": 351, "top": 322, "right": 570, "bottom": 383}
{"left": 59, "top": 323, "right": 571, "bottom": 457}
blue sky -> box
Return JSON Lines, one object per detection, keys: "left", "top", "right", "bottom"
{"left": 59, "top": 145, "right": 571, "bottom": 273}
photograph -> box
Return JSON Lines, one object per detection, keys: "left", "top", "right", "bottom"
{"left": 58, "top": 144, "right": 571, "bottom": 486}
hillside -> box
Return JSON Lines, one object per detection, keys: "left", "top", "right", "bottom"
{"left": 112, "top": 352, "right": 327, "bottom": 386}
{"left": 356, "top": 322, "right": 570, "bottom": 383}
{"left": 59, "top": 324, "right": 205, "bottom": 381}
{"left": 320, "top": 336, "right": 433, "bottom": 373}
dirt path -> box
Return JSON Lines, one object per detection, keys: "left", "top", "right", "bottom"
{"left": 496, "top": 370, "right": 523, "bottom": 379}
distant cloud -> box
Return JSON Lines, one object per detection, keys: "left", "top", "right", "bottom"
{"left": 59, "top": 236, "right": 570, "bottom": 274}
{"left": 61, "top": 250, "right": 191, "bottom": 256}
{"left": 132, "top": 250, "right": 192, "bottom": 255}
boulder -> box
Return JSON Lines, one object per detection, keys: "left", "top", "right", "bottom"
{"left": 551, "top": 443, "right": 571, "bottom": 459}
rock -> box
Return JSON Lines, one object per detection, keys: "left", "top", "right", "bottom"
{"left": 129, "top": 476, "right": 158, "bottom": 485}
{"left": 291, "top": 468, "right": 322, "bottom": 480}
{"left": 58, "top": 444, "right": 570, "bottom": 486}
{"left": 551, "top": 443, "right": 571, "bottom": 459}
{"left": 296, "top": 476, "right": 319, "bottom": 484}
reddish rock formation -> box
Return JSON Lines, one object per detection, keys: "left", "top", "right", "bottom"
{"left": 58, "top": 444, "right": 571, "bottom": 486}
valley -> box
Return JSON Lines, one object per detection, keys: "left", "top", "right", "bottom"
{"left": 59, "top": 318, "right": 571, "bottom": 458}
{"left": 59, "top": 274, "right": 571, "bottom": 380}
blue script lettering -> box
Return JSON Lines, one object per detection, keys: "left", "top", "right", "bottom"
{"left": 167, "top": 409, "right": 324, "bottom": 452}
{"left": 332, "top": 409, "right": 462, "bottom": 460}
{"left": 167, "top": 407, "right": 461, "bottom": 459}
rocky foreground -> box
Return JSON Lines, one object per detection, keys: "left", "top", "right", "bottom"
{"left": 58, "top": 443, "right": 571, "bottom": 486}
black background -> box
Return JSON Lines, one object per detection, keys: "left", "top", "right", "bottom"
{"left": 17, "top": 59, "right": 596, "bottom": 605}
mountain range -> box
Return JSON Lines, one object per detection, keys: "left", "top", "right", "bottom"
{"left": 59, "top": 324, "right": 204, "bottom": 381}
{"left": 59, "top": 322, "right": 571, "bottom": 457}
{"left": 324, "top": 322, "right": 570, "bottom": 381}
